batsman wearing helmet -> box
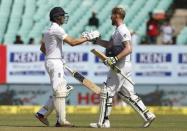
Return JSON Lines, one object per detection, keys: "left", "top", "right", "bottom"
{"left": 90, "top": 6, "right": 156, "bottom": 128}
{"left": 35, "top": 7, "right": 100, "bottom": 127}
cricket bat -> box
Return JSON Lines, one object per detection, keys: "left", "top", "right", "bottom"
{"left": 91, "top": 49, "right": 135, "bottom": 86}
{"left": 64, "top": 64, "right": 101, "bottom": 94}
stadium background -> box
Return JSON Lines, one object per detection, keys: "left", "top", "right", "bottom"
{"left": 0, "top": 0, "right": 187, "bottom": 129}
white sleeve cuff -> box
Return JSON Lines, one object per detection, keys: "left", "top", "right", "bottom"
{"left": 63, "top": 34, "right": 68, "bottom": 40}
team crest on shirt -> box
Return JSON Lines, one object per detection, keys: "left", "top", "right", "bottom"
{"left": 123, "top": 34, "right": 127, "bottom": 38}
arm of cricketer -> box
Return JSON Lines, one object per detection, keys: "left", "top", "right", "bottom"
{"left": 64, "top": 30, "right": 100, "bottom": 46}
{"left": 94, "top": 38, "right": 132, "bottom": 61}
{"left": 93, "top": 38, "right": 113, "bottom": 48}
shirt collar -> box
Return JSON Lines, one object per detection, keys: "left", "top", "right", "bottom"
{"left": 116, "top": 23, "right": 124, "bottom": 30}
{"left": 52, "top": 22, "right": 60, "bottom": 27}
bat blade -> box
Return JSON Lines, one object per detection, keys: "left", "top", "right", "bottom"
{"left": 73, "top": 72, "right": 101, "bottom": 94}
{"left": 64, "top": 65, "right": 101, "bottom": 94}
{"left": 91, "top": 49, "right": 107, "bottom": 61}
{"left": 82, "top": 79, "right": 101, "bottom": 94}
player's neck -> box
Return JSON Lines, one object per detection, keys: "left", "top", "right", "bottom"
{"left": 54, "top": 21, "right": 62, "bottom": 26}
{"left": 116, "top": 21, "right": 123, "bottom": 27}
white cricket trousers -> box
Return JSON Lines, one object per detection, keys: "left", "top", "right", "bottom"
{"left": 106, "top": 61, "right": 135, "bottom": 97}
{"left": 45, "top": 59, "right": 67, "bottom": 94}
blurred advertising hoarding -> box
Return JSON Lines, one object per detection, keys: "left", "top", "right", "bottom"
{"left": 0, "top": 45, "right": 186, "bottom": 84}
{"left": 7, "top": 45, "right": 49, "bottom": 83}
{"left": 0, "top": 84, "right": 51, "bottom": 105}
{"left": 132, "top": 46, "right": 187, "bottom": 84}
{"left": 0, "top": 84, "right": 100, "bottom": 105}
{"left": 0, "top": 84, "right": 187, "bottom": 106}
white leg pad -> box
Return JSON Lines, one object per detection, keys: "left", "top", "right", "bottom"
{"left": 118, "top": 92, "right": 149, "bottom": 121}
{"left": 53, "top": 82, "right": 68, "bottom": 124}
{"left": 98, "top": 84, "right": 112, "bottom": 127}
{"left": 53, "top": 96, "right": 66, "bottom": 124}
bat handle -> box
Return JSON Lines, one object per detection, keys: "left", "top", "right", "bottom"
{"left": 111, "top": 65, "right": 135, "bottom": 85}
{"left": 64, "top": 64, "right": 74, "bottom": 74}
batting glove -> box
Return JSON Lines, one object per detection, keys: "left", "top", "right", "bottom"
{"left": 81, "top": 31, "right": 89, "bottom": 38}
{"left": 81, "top": 30, "right": 100, "bottom": 40}
{"left": 104, "top": 56, "right": 119, "bottom": 66}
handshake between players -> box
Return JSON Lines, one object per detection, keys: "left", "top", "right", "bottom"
{"left": 36, "top": 6, "right": 155, "bottom": 128}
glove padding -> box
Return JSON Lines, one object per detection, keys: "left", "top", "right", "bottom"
{"left": 104, "top": 56, "right": 118, "bottom": 66}
{"left": 81, "top": 30, "right": 100, "bottom": 40}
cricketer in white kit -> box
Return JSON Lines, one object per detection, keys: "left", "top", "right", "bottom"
{"left": 90, "top": 6, "right": 156, "bottom": 128}
{"left": 35, "top": 7, "right": 100, "bottom": 127}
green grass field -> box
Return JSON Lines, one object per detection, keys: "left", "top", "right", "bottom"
{"left": 0, "top": 114, "right": 187, "bottom": 131}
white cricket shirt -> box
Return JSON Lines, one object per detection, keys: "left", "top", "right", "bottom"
{"left": 44, "top": 22, "right": 67, "bottom": 59}
{"left": 112, "top": 24, "right": 131, "bottom": 62}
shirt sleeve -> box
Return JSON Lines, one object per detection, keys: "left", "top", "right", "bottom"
{"left": 119, "top": 28, "right": 131, "bottom": 42}
{"left": 55, "top": 27, "right": 68, "bottom": 40}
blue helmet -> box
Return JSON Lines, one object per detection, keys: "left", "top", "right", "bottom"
{"left": 50, "top": 7, "right": 68, "bottom": 23}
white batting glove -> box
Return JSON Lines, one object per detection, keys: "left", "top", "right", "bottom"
{"left": 81, "top": 31, "right": 89, "bottom": 38}
{"left": 81, "top": 30, "right": 100, "bottom": 40}
{"left": 104, "top": 56, "right": 119, "bottom": 66}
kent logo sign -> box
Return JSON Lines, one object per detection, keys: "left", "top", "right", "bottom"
{"left": 136, "top": 52, "right": 172, "bottom": 64}
{"left": 10, "top": 52, "right": 45, "bottom": 63}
